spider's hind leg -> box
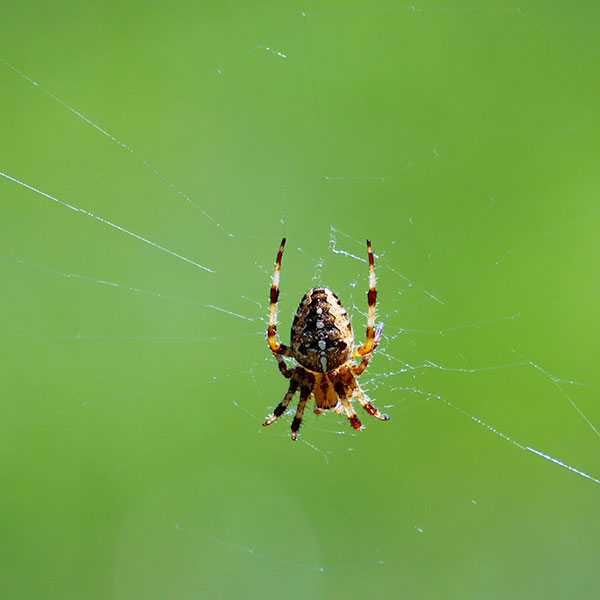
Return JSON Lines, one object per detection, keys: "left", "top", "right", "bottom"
{"left": 351, "top": 240, "right": 380, "bottom": 358}
{"left": 351, "top": 322, "right": 384, "bottom": 372}
{"left": 267, "top": 238, "right": 291, "bottom": 357}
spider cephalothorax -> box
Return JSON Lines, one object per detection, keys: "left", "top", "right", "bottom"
{"left": 264, "top": 238, "right": 389, "bottom": 440}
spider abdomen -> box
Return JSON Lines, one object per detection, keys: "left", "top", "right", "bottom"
{"left": 290, "top": 287, "right": 354, "bottom": 373}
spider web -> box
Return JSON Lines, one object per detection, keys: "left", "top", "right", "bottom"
{"left": 1, "top": 2, "right": 600, "bottom": 598}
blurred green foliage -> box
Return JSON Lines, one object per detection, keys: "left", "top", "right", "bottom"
{"left": 1, "top": 1, "right": 600, "bottom": 598}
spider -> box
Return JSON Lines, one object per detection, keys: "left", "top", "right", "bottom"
{"left": 264, "top": 238, "right": 390, "bottom": 440}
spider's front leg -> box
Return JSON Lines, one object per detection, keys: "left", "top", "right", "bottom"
{"left": 263, "top": 371, "right": 314, "bottom": 442}
{"left": 332, "top": 372, "right": 362, "bottom": 431}
{"left": 352, "top": 378, "right": 390, "bottom": 421}
{"left": 263, "top": 372, "right": 300, "bottom": 427}
{"left": 291, "top": 378, "right": 314, "bottom": 441}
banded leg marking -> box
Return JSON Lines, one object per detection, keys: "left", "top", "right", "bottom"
{"left": 333, "top": 374, "right": 362, "bottom": 431}
{"left": 351, "top": 322, "right": 383, "bottom": 374}
{"left": 352, "top": 380, "right": 390, "bottom": 421}
{"left": 267, "top": 238, "right": 291, "bottom": 356}
{"left": 263, "top": 375, "right": 300, "bottom": 426}
{"left": 274, "top": 353, "right": 294, "bottom": 378}
{"left": 352, "top": 240, "right": 379, "bottom": 358}
{"left": 291, "top": 383, "right": 312, "bottom": 440}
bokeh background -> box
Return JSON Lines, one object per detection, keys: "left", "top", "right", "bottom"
{"left": 2, "top": 1, "right": 600, "bottom": 598}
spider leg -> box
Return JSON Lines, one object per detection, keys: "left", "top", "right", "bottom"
{"left": 332, "top": 373, "right": 362, "bottom": 431}
{"left": 273, "top": 353, "right": 294, "bottom": 379}
{"left": 350, "top": 323, "right": 383, "bottom": 374}
{"left": 351, "top": 378, "right": 390, "bottom": 421}
{"left": 267, "top": 238, "right": 292, "bottom": 357}
{"left": 291, "top": 377, "right": 314, "bottom": 440}
{"left": 263, "top": 373, "right": 300, "bottom": 427}
{"left": 351, "top": 240, "right": 380, "bottom": 358}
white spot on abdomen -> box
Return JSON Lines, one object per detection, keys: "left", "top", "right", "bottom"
{"left": 320, "top": 355, "right": 328, "bottom": 371}
{"left": 318, "top": 340, "right": 326, "bottom": 350}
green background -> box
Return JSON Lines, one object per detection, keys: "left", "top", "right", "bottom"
{"left": 2, "top": 1, "right": 599, "bottom": 598}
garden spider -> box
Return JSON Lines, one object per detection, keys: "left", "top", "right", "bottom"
{"left": 264, "top": 238, "right": 389, "bottom": 440}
